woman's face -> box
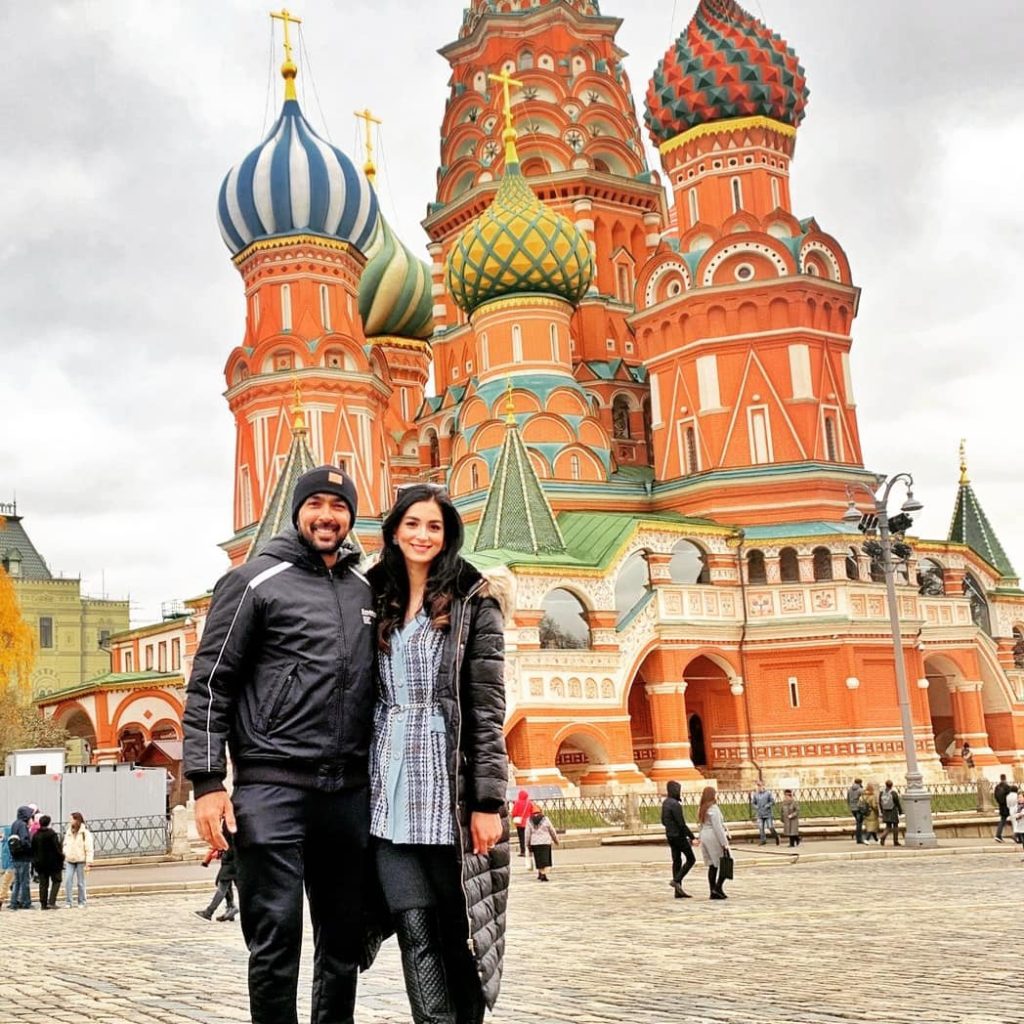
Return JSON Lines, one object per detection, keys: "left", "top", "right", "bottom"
{"left": 394, "top": 500, "right": 445, "bottom": 568}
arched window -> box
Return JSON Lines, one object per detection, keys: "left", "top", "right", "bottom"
{"left": 518, "top": 50, "right": 534, "bottom": 70}
{"left": 512, "top": 324, "right": 523, "bottom": 362}
{"left": 747, "top": 549, "right": 767, "bottom": 585}
{"left": 731, "top": 177, "right": 743, "bottom": 213}
{"left": 280, "top": 283, "right": 292, "bottom": 332}
{"left": 963, "top": 573, "right": 992, "bottom": 635}
{"left": 669, "top": 540, "right": 709, "bottom": 585}
{"left": 685, "top": 426, "right": 698, "bottom": 474}
{"left": 612, "top": 395, "right": 631, "bottom": 439}
{"left": 1013, "top": 627, "right": 1024, "bottom": 670}
{"left": 779, "top": 547, "right": 800, "bottom": 583}
{"left": 917, "top": 558, "right": 945, "bottom": 596}
{"left": 812, "top": 547, "right": 832, "bottom": 582}
{"left": 549, "top": 323, "right": 558, "bottom": 362}
{"left": 427, "top": 429, "right": 440, "bottom": 469}
{"left": 845, "top": 547, "right": 861, "bottom": 581}
{"left": 615, "top": 550, "right": 652, "bottom": 627}
{"left": 868, "top": 546, "right": 886, "bottom": 583}
{"left": 470, "top": 463, "right": 480, "bottom": 490}
{"left": 319, "top": 284, "right": 331, "bottom": 331}
{"left": 570, "top": 455, "right": 581, "bottom": 481}
{"left": 642, "top": 399, "right": 654, "bottom": 465}
{"left": 540, "top": 588, "right": 590, "bottom": 649}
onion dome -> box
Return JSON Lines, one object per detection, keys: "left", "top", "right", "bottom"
{"left": 644, "top": 0, "right": 809, "bottom": 146}
{"left": 446, "top": 127, "right": 592, "bottom": 315}
{"left": 217, "top": 96, "right": 379, "bottom": 257}
{"left": 358, "top": 217, "right": 434, "bottom": 341}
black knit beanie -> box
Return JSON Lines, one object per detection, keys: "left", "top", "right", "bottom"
{"left": 291, "top": 466, "right": 358, "bottom": 525}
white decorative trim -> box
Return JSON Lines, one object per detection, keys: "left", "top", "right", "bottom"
{"left": 702, "top": 242, "right": 789, "bottom": 286}
{"left": 643, "top": 259, "right": 691, "bottom": 307}
{"left": 799, "top": 239, "right": 841, "bottom": 281}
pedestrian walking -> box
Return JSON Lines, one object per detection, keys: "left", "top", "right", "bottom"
{"left": 525, "top": 806, "right": 559, "bottom": 883}
{"left": 994, "top": 774, "right": 1018, "bottom": 843}
{"left": 961, "top": 741, "right": 975, "bottom": 771}
{"left": 510, "top": 789, "right": 535, "bottom": 858}
{"left": 879, "top": 780, "right": 903, "bottom": 847}
{"left": 62, "top": 812, "right": 94, "bottom": 906}
{"left": 750, "top": 779, "right": 779, "bottom": 845}
{"left": 367, "top": 483, "right": 509, "bottom": 1024}
{"left": 847, "top": 777, "right": 866, "bottom": 844}
{"left": 196, "top": 829, "right": 238, "bottom": 922}
{"left": 860, "top": 784, "right": 880, "bottom": 843}
{"left": 698, "top": 785, "right": 731, "bottom": 900}
{"left": 781, "top": 789, "right": 801, "bottom": 847}
{"left": 0, "top": 823, "right": 17, "bottom": 910}
{"left": 182, "top": 465, "right": 378, "bottom": 1024}
{"left": 1008, "top": 790, "right": 1024, "bottom": 847}
{"left": 661, "top": 779, "right": 696, "bottom": 898}
{"left": 7, "top": 806, "right": 34, "bottom": 910}
{"left": 31, "top": 815, "right": 64, "bottom": 909}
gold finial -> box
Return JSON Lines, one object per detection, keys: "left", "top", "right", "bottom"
{"left": 290, "top": 376, "right": 307, "bottom": 435}
{"left": 270, "top": 8, "right": 303, "bottom": 102}
{"left": 488, "top": 68, "right": 524, "bottom": 165}
{"left": 354, "top": 108, "right": 382, "bottom": 184}
{"left": 959, "top": 437, "right": 969, "bottom": 486}
{"left": 504, "top": 379, "right": 516, "bottom": 426}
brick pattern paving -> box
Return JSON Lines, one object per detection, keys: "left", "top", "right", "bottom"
{"left": 0, "top": 853, "right": 1019, "bottom": 1023}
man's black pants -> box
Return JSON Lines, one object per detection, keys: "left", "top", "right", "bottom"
{"left": 233, "top": 783, "right": 370, "bottom": 1024}
{"left": 668, "top": 837, "right": 695, "bottom": 885}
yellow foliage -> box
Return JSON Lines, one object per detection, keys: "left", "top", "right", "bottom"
{"left": 0, "top": 564, "right": 35, "bottom": 698}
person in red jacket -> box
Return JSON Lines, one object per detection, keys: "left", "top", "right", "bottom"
{"left": 510, "top": 789, "right": 535, "bottom": 858}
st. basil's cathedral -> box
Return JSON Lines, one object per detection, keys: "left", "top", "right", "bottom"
{"left": 44, "top": 0, "right": 1024, "bottom": 792}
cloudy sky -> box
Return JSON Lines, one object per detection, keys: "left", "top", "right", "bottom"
{"left": 2, "top": 0, "right": 1023, "bottom": 625}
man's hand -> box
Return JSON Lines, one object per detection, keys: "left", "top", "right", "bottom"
{"left": 470, "top": 811, "right": 503, "bottom": 856}
{"left": 195, "top": 791, "right": 237, "bottom": 851}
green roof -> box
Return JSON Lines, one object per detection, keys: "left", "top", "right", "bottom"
{"left": 473, "top": 423, "right": 565, "bottom": 555}
{"left": 948, "top": 478, "right": 1016, "bottom": 579}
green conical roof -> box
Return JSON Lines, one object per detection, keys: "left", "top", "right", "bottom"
{"left": 247, "top": 417, "right": 318, "bottom": 561}
{"left": 947, "top": 456, "right": 1016, "bottom": 579}
{"left": 473, "top": 419, "right": 565, "bottom": 555}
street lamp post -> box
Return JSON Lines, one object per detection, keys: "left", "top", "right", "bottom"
{"left": 844, "top": 473, "right": 937, "bottom": 848}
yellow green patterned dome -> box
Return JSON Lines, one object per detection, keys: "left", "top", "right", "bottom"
{"left": 446, "top": 158, "right": 593, "bottom": 314}
{"left": 359, "top": 216, "right": 433, "bottom": 341}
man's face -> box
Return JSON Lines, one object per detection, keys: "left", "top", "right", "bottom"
{"left": 297, "top": 493, "right": 351, "bottom": 556}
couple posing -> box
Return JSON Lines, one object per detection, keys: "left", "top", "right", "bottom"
{"left": 182, "top": 467, "right": 509, "bottom": 1024}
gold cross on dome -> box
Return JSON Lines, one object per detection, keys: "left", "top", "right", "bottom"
{"left": 488, "top": 68, "right": 524, "bottom": 134}
{"left": 959, "top": 437, "right": 969, "bottom": 485}
{"left": 354, "top": 108, "right": 383, "bottom": 184}
{"left": 270, "top": 8, "right": 302, "bottom": 66}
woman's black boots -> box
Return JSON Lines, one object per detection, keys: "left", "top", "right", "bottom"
{"left": 394, "top": 909, "right": 457, "bottom": 1024}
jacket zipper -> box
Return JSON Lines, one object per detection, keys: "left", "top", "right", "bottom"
{"left": 328, "top": 565, "right": 351, "bottom": 768}
{"left": 452, "top": 580, "right": 485, "bottom": 959}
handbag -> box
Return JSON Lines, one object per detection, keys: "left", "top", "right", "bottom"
{"left": 718, "top": 850, "right": 734, "bottom": 881}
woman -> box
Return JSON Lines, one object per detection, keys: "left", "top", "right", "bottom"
{"left": 861, "top": 783, "right": 880, "bottom": 843}
{"left": 781, "top": 789, "right": 801, "bottom": 848}
{"left": 697, "top": 785, "right": 731, "bottom": 900}
{"left": 524, "top": 804, "right": 559, "bottom": 881}
{"left": 62, "top": 811, "right": 94, "bottom": 907}
{"left": 1008, "top": 789, "right": 1024, "bottom": 847}
{"left": 510, "top": 789, "right": 535, "bottom": 858}
{"left": 368, "top": 484, "right": 509, "bottom": 1024}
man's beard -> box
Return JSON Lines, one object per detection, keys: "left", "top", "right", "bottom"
{"left": 300, "top": 522, "right": 347, "bottom": 554}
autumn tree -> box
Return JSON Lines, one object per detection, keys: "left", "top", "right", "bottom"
{"left": 0, "top": 552, "right": 64, "bottom": 765}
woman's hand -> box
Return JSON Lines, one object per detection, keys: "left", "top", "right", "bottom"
{"left": 470, "top": 811, "right": 503, "bottom": 855}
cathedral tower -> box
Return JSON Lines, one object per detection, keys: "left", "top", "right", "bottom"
{"left": 636, "top": 0, "right": 875, "bottom": 524}
{"left": 216, "top": 15, "right": 392, "bottom": 561}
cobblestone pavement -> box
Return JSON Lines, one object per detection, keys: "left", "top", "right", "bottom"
{"left": 1, "top": 851, "right": 1020, "bottom": 1024}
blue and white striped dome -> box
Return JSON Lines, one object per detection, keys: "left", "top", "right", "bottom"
{"left": 217, "top": 98, "right": 379, "bottom": 257}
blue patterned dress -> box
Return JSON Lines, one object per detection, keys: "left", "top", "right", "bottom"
{"left": 370, "top": 612, "right": 454, "bottom": 845}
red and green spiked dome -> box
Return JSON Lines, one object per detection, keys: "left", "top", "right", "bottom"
{"left": 644, "top": 0, "right": 808, "bottom": 146}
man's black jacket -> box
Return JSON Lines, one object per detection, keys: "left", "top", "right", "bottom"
{"left": 182, "top": 529, "right": 375, "bottom": 796}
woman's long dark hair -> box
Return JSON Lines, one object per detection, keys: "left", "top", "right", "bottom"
{"left": 376, "top": 484, "right": 465, "bottom": 651}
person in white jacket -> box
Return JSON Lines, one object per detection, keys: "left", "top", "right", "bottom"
{"left": 62, "top": 812, "right": 94, "bottom": 908}
{"left": 524, "top": 807, "right": 560, "bottom": 881}
{"left": 1008, "top": 790, "right": 1024, "bottom": 848}
{"left": 698, "top": 786, "right": 732, "bottom": 900}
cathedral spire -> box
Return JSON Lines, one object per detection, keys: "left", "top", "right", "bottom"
{"left": 474, "top": 416, "right": 565, "bottom": 555}
{"left": 947, "top": 439, "right": 1016, "bottom": 580}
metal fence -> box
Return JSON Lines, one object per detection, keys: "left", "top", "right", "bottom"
{"left": 516, "top": 782, "right": 981, "bottom": 832}
{"left": 89, "top": 815, "right": 171, "bottom": 859}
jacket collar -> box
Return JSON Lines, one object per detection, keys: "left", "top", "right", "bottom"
{"left": 259, "top": 528, "right": 360, "bottom": 574}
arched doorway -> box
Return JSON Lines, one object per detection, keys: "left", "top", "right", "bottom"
{"left": 688, "top": 713, "right": 707, "bottom": 767}
{"left": 626, "top": 675, "right": 654, "bottom": 775}
{"left": 924, "top": 656, "right": 957, "bottom": 761}
{"left": 554, "top": 730, "right": 611, "bottom": 791}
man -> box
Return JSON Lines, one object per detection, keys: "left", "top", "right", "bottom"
{"left": 879, "top": 779, "right": 903, "bottom": 846}
{"left": 183, "top": 466, "right": 376, "bottom": 1024}
{"left": 847, "top": 777, "right": 865, "bottom": 844}
{"left": 31, "top": 814, "right": 64, "bottom": 909}
{"left": 750, "top": 780, "right": 779, "bottom": 846}
{"left": 6, "top": 806, "right": 33, "bottom": 909}
{"left": 661, "top": 780, "right": 697, "bottom": 898}
{"left": 994, "top": 774, "right": 1018, "bottom": 843}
